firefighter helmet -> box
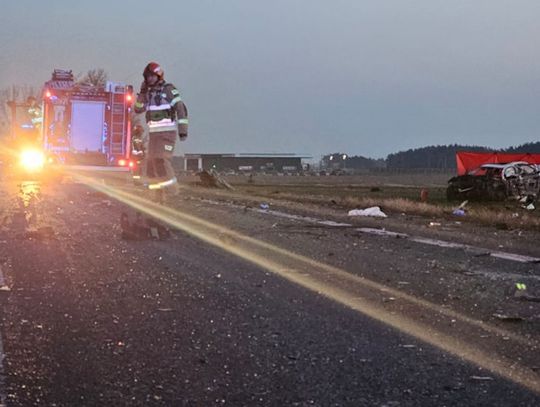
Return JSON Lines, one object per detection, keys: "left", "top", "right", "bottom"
{"left": 143, "top": 62, "right": 164, "bottom": 80}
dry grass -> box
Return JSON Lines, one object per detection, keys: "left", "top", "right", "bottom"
{"left": 466, "top": 206, "right": 540, "bottom": 230}
{"left": 228, "top": 179, "right": 540, "bottom": 231}
{"left": 340, "top": 196, "right": 447, "bottom": 217}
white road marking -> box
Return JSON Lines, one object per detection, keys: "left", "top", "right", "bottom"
{"left": 201, "top": 198, "right": 540, "bottom": 264}
{"left": 358, "top": 227, "right": 540, "bottom": 264}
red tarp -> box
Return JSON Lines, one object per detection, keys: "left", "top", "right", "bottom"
{"left": 456, "top": 152, "right": 540, "bottom": 175}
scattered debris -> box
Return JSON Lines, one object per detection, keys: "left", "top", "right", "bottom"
{"left": 470, "top": 375, "right": 494, "bottom": 381}
{"left": 89, "top": 200, "right": 112, "bottom": 208}
{"left": 516, "top": 294, "right": 540, "bottom": 303}
{"left": 198, "top": 169, "right": 234, "bottom": 190}
{"left": 452, "top": 202, "right": 468, "bottom": 217}
{"left": 348, "top": 206, "right": 387, "bottom": 218}
{"left": 25, "top": 226, "right": 55, "bottom": 240}
{"left": 260, "top": 203, "right": 270, "bottom": 210}
{"left": 515, "top": 282, "right": 527, "bottom": 291}
{"left": 120, "top": 212, "right": 171, "bottom": 240}
{"left": 514, "top": 290, "right": 540, "bottom": 302}
{"left": 492, "top": 313, "right": 523, "bottom": 322}
{"left": 512, "top": 283, "right": 540, "bottom": 302}
{"left": 428, "top": 222, "right": 441, "bottom": 227}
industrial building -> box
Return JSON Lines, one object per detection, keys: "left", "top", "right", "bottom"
{"left": 181, "top": 153, "right": 311, "bottom": 173}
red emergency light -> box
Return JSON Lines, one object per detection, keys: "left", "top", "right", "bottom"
{"left": 45, "top": 90, "right": 52, "bottom": 98}
{"left": 117, "top": 159, "right": 136, "bottom": 168}
{"left": 126, "top": 94, "right": 133, "bottom": 103}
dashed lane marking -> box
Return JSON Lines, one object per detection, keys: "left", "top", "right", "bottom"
{"left": 200, "top": 199, "right": 540, "bottom": 264}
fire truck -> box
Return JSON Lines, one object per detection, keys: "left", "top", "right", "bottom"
{"left": 42, "top": 69, "right": 134, "bottom": 167}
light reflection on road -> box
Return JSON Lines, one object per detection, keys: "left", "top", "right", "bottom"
{"left": 70, "top": 170, "right": 540, "bottom": 394}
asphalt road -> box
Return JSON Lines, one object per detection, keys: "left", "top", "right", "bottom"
{"left": 0, "top": 171, "right": 538, "bottom": 406}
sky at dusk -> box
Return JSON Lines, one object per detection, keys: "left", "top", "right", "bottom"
{"left": 0, "top": 0, "right": 539, "bottom": 159}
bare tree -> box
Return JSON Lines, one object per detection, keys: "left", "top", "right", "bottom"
{"left": 77, "top": 68, "right": 108, "bottom": 88}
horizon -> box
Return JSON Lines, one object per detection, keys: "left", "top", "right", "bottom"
{"left": 1, "top": 1, "right": 539, "bottom": 158}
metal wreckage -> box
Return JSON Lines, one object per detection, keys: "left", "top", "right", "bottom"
{"left": 447, "top": 152, "right": 540, "bottom": 207}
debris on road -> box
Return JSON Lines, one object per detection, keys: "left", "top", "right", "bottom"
{"left": 515, "top": 282, "right": 527, "bottom": 291}
{"left": 451, "top": 200, "right": 468, "bottom": 217}
{"left": 89, "top": 200, "right": 112, "bottom": 208}
{"left": 120, "top": 212, "right": 171, "bottom": 241}
{"left": 492, "top": 313, "right": 524, "bottom": 322}
{"left": 470, "top": 375, "right": 494, "bottom": 381}
{"left": 348, "top": 206, "right": 387, "bottom": 218}
{"left": 516, "top": 295, "right": 540, "bottom": 303}
{"left": 512, "top": 282, "right": 540, "bottom": 302}
{"left": 198, "top": 169, "right": 234, "bottom": 190}
{"left": 25, "top": 226, "right": 55, "bottom": 240}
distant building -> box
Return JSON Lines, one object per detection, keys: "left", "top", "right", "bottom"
{"left": 180, "top": 153, "right": 311, "bottom": 173}
{"left": 321, "top": 153, "right": 386, "bottom": 170}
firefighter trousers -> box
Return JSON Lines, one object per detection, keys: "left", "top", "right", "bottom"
{"left": 145, "top": 130, "right": 178, "bottom": 193}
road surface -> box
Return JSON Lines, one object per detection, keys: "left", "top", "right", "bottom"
{"left": 0, "top": 170, "right": 538, "bottom": 406}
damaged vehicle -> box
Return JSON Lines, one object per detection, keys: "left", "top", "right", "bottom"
{"left": 446, "top": 161, "right": 540, "bottom": 202}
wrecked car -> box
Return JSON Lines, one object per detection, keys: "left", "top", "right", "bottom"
{"left": 446, "top": 161, "right": 540, "bottom": 201}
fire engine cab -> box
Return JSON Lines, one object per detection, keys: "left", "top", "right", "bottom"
{"left": 42, "top": 69, "right": 133, "bottom": 167}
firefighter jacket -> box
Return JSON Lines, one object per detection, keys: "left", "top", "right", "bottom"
{"left": 27, "top": 105, "right": 43, "bottom": 130}
{"left": 134, "top": 80, "right": 188, "bottom": 137}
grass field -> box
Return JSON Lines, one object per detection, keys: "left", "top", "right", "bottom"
{"left": 190, "top": 172, "right": 540, "bottom": 231}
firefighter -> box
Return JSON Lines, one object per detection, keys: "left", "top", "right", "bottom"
{"left": 134, "top": 62, "right": 189, "bottom": 201}
{"left": 26, "top": 96, "right": 43, "bottom": 133}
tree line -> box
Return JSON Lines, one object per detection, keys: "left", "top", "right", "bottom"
{"left": 323, "top": 142, "right": 540, "bottom": 170}
{"left": 385, "top": 143, "right": 540, "bottom": 169}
